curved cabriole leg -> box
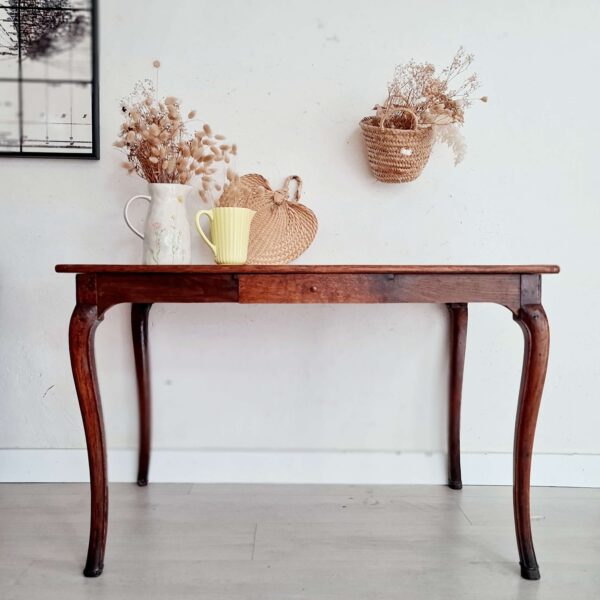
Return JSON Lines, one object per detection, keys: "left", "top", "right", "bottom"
{"left": 69, "top": 304, "right": 107, "bottom": 577}
{"left": 447, "top": 303, "right": 468, "bottom": 490}
{"left": 513, "top": 304, "right": 549, "bottom": 581}
{"left": 131, "top": 303, "right": 153, "bottom": 486}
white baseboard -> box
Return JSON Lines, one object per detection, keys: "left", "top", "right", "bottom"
{"left": 1, "top": 449, "right": 599, "bottom": 487}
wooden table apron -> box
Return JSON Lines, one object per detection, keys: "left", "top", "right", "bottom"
{"left": 56, "top": 265, "right": 559, "bottom": 580}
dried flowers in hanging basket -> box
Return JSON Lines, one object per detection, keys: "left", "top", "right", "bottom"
{"left": 114, "top": 61, "right": 237, "bottom": 202}
{"left": 360, "top": 47, "right": 487, "bottom": 183}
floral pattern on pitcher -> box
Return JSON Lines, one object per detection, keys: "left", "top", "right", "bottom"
{"left": 146, "top": 216, "right": 186, "bottom": 265}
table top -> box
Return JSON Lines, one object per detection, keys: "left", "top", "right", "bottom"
{"left": 56, "top": 264, "right": 560, "bottom": 275}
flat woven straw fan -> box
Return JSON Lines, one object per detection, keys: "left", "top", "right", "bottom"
{"left": 218, "top": 174, "right": 318, "bottom": 265}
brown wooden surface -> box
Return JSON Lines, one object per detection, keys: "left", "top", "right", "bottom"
{"left": 512, "top": 304, "right": 550, "bottom": 580}
{"left": 59, "top": 270, "right": 552, "bottom": 314}
{"left": 131, "top": 304, "right": 152, "bottom": 487}
{"left": 68, "top": 303, "right": 107, "bottom": 577}
{"left": 96, "top": 273, "right": 239, "bottom": 313}
{"left": 57, "top": 264, "right": 560, "bottom": 275}
{"left": 60, "top": 264, "right": 557, "bottom": 580}
{"left": 238, "top": 273, "right": 522, "bottom": 308}
{"left": 447, "top": 303, "right": 468, "bottom": 491}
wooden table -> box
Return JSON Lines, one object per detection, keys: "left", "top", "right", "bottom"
{"left": 56, "top": 264, "right": 559, "bottom": 580}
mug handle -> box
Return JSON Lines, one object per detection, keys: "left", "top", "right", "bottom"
{"left": 195, "top": 210, "right": 217, "bottom": 257}
{"left": 124, "top": 195, "right": 151, "bottom": 239}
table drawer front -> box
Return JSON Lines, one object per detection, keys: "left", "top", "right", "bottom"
{"left": 238, "top": 273, "right": 521, "bottom": 305}
{"left": 239, "top": 274, "right": 387, "bottom": 303}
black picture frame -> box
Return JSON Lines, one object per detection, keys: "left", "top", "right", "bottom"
{"left": 0, "top": 0, "right": 99, "bottom": 159}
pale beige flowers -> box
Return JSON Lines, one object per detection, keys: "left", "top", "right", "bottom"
{"left": 374, "top": 47, "right": 486, "bottom": 164}
{"left": 115, "top": 62, "right": 238, "bottom": 202}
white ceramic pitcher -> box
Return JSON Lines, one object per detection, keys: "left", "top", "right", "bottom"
{"left": 124, "top": 183, "right": 192, "bottom": 265}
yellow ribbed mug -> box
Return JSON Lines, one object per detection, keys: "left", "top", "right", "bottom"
{"left": 194, "top": 207, "right": 256, "bottom": 265}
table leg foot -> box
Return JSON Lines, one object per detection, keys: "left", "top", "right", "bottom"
{"left": 447, "top": 303, "right": 468, "bottom": 491}
{"left": 513, "top": 304, "right": 549, "bottom": 581}
{"left": 83, "top": 563, "right": 104, "bottom": 578}
{"left": 520, "top": 563, "right": 541, "bottom": 581}
{"left": 70, "top": 303, "right": 108, "bottom": 578}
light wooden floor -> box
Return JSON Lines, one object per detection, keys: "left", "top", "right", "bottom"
{"left": 1, "top": 484, "right": 599, "bottom": 599}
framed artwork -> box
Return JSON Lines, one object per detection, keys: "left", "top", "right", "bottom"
{"left": 0, "top": 0, "right": 99, "bottom": 159}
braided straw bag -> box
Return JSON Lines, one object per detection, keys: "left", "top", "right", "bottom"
{"left": 218, "top": 174, "right": 317, "bottom": 265}
{"left": 360, "top": 107, "right": 434, "bottom": 183}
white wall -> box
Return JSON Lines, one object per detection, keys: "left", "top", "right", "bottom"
{"left": 1, "top": 0, "right": 599, "bottom": 485}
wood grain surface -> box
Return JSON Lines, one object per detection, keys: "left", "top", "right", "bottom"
{"left": 56, "top": 264, "right": 560, "bottom": 275}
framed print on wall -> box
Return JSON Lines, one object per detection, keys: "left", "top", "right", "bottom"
{"left": 0, "top": 0, "right": 99, "bottom": 159}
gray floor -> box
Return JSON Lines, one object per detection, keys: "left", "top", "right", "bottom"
{"left": 0, "top": 484, "right": 599, "bottom": 599}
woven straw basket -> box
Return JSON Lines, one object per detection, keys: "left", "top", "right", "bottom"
{"left": 360, "top": 107, "right": 434, "bottom": 183}
{"left": 218, "top": 174, "right": 318, "bottom": 265}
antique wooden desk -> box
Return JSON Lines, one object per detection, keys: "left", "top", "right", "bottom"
{"left": 56, "top": 264, "right": 559, "bottom": 580}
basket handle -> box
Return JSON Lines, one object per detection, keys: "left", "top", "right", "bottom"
{"left": 279, "top": 175, "right": 302, "bottom": 203}
{"left": 380, "top": 106, "right": 418, "bottom": 131}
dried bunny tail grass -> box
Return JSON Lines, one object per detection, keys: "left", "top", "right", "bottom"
{"left": 115, "top": 71, "right": 237, "bottom": 187}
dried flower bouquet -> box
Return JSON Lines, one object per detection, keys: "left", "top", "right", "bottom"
{"left": 374, "top": 47, "right": 486, "bottom": 165}
{"left": 115, "top": 61, "right": 237, "bottom": 202}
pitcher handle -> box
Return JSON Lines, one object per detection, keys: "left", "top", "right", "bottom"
{"left": 124, "top": 195, "right": 151, "bottom": 240}
{"left": 194, "top": 210, "right": 217, "bottom": 257}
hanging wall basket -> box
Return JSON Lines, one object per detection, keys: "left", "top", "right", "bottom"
{"left": 359, "top": 107, "right": 434, "bottom": 183}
